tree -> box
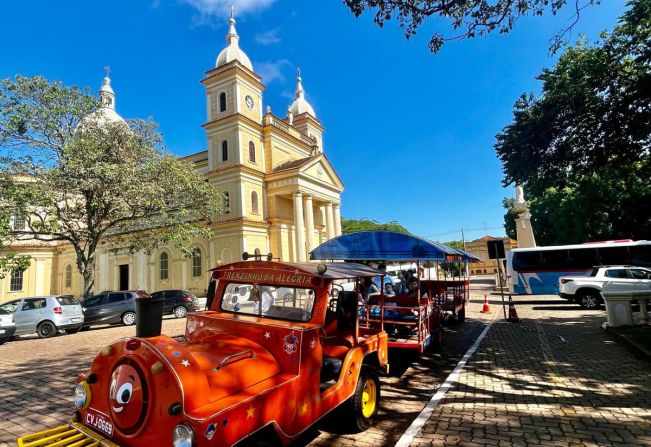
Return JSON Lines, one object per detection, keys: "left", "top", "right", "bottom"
{"left": 343, "top": 0, "right": 596, "bottom": 53}
{"left": 0, "top": 76, "right": 222, "bottom": 297}
{"left": 496, "top": 0, "right": 651, "bottom": 245}
{"left": 341, "top": 217, "right": 411, "bottom": 235}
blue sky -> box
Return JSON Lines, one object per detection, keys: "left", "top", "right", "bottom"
{"left": 0, "top": 0, "right": 627, "bottom": 242}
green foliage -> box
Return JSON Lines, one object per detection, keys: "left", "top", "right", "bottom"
{"left": 445, "top": 240, "right": 465, "bottom": 251}
{"left": 343, "top": 0, "right": 597, "bottom": 53}
{"left": 502, "top": 198, "right": 526, "bottom": 240}
{"left": 0, "top": 76, "right": 222, "bottom": 296}
{"left": 341, "top": 217, "right": 411, "bottom": 235}
{"left": 496, "top": 0, "right": 651, "bottom": 245}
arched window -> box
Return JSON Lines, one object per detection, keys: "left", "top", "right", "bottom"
{"left": 248, "top": 141, "right": 256, "bottom": 163}
{"left": 251, "top": 191, "right": 259, "bottom": 214}
{"left": 192, "top": 248, "right": 202, "bottom": 278}
{"left": 65, "top": 265, "right": 72, "bottom": 288}
{"left": 160, "top": 252, "right": 169, "bottom": 280}
{"left": 219, "top": 92, "right": 226, "bottom": 112}
{"left": 221, "top": 140, "right": 228, "bottom": 162}
{"left": 223, "top": 192, "right": 230, "bottom": 214}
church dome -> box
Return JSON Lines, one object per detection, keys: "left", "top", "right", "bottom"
{"left": 77, "top": 71, "right": 126, "bottom": 129}
{"left": 216, "top": 17, "right": 253, "bottom": 71}
{"left": 288, "top": 71, "right": 316, "bottom": 117}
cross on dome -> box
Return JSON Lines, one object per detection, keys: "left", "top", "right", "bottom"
{"left": 288, "top": 67, "right": 316, "bottom": 118}
{"left": 215, "top": 9, "right": 253, "bottom": 71}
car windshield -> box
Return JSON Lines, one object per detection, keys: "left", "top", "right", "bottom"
{"left": 0, "top": 308, "right": 11, "bottom": 315}
{"left": 221, "top": 282, "right": 315, "bottom": 322}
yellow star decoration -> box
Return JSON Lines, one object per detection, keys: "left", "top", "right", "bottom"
{"left": 166, "top": 345, "right": 175, "bottom": 351}
{"left": 246, "top": 405, "right": 255, "bottom": 419}
{"left": 299, "top": 399, "right": 308, "bottom": 415}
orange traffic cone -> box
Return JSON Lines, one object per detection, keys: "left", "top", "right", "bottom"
{"left": 508, "top": 296, "right": 519, "bottom": 322}
{"left": 481, "top": 295, "right": 490, "bottom": 313}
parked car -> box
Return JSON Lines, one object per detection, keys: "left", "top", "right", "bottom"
{"left": 0, "top": 295, "right": 84, "bottom": 339}
{"left": 81, "top": 291, "right": 150, "bottom": 327}
{"left": 559, "top": 265, "right": 651, "bottom": 309}
{"left": 0, "top": 307, "right": 16, "bottom": 344}
{"left": 150, "top": 289, "right": 201, "bottom": 318}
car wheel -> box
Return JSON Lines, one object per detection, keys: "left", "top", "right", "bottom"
{"left": 579, "top": 291, "right": 602, "bottom": 309}
{"left": 343, "top": 366, "right": 380, "bottom": 432}
{"left": 37, "top": 321, "right": 57, "bottom": 338}
{"left": 121, "top": 311, "right": 136, "bottom": 326}
{"left": 173, "top": 306, "right": 188, "bottom": 319}
{"left": 64, "top": 327, "right": 81, "bottom": 334}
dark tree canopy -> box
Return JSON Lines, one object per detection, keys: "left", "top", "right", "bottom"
{"left": 343, "top": 0, "right": 596, "bottom": 52}
{"left": 496, "top": 0, "right": 651, "bottom": 245}
{"left": 341, "top": 217, "right": 411, "bottom": 235}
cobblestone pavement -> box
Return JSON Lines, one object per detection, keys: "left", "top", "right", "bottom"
{"left": 411, "top": 294, "right": 651, "bottom": 447}
{"left": 1, "top": 292, "right": 649, "bottom": 447}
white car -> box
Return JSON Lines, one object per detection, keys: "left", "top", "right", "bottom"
{"left": 559, "top": 266, "right": 651, "bottom": 309}
{"left": 0, "top": 308, "right": 16, "bottom": 344}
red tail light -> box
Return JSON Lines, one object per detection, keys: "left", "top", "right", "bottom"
{"left": 53, "top": 306, "right": 63, "bottom": 314}
{"left": 182, "top": 297, "right": 192, "bottom": 302}
{"left": 560, "top": 279, "right": 573, "bottom": 284}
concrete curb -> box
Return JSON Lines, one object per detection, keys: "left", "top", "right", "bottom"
{"left": 602, "top": 322, "right": 651, "bottom": 362}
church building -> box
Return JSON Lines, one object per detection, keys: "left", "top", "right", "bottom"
{"left": 0, "top": 15, "right": 344, "bottom": 300}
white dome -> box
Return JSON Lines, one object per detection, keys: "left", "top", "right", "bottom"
{"left": 216, "top": 18, "right": 253, "bottom": 71}
{"left": 76, "top": 73, "right": 126, "bottom": 131}
{"left": 288, "top": 74, "right": 316, "bottom": 117}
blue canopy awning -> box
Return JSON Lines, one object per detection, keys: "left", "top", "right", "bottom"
{"left": 309, "top": 231, "right": 478, "bottom": 262}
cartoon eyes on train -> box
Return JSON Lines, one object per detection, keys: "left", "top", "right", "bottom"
{"left": 108, "top": 364, "right": 146, "bottom": 433}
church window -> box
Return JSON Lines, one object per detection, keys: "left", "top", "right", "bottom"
{"left": 219, "top": 92, "right": 226, "bottom": 112}
{"left": 12, "top": 212, "right": 26, "bottom": 231}
{"left": 223, "top": 192, "right": 230, "bottom": 214}
{"left": 221, "top": 140, "right": 228, "bottom": 162}
{"left": 192, "top": 248, "right": 202, "bottom": 278}
{"left": 251, "top": 191, "right": 259, "bottom": 214}
{"left": 248, "top": 141, "right": 256, "bottom": 163}
{"left": 10, "top": 270, "right": 24, "bottom": 292}
{"left": 65, "top": 265, "right": 73, "bottom": 288}
{"left": 160, "top": 252, "right": 169, "bottom": 280}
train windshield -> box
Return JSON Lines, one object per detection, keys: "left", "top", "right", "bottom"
{"left": 221, "top": 282, "right": 315, "bottom": 322}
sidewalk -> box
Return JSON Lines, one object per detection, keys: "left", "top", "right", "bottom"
{"left": 409, "top": 295, "right": 651, "bottom": 446}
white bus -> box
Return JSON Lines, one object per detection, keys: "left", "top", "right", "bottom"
{"left": 507, "top": 240, "right": 651, "bottom": 295}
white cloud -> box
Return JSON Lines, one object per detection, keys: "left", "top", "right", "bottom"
{"left": 255, "top": 28, "right": 281, "bottom": 45}
{"left": 180, "top": 0, "right": 275, "bottom": 25}
{"left": 255, "top": 59, "right": 291, "bottom": 84}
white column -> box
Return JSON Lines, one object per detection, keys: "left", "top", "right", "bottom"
{"left": 326, "top": 202, "right": 335, "bottom": 240}
{"left": 209, "top": 240, "right": 216, "bottom": 267}
{"left": 137, "top": 252, "right": 147, "bottom": 290}
{"left": 181, "top": 261, "right": 188, "bottom": 289}
{"left": 293, "top": 192, "right": 307, "bottom": 262}
{"left": 304, "top": 195, "right": 315, "bottom": 256}
{"left": 333, "top": 203, "right": 342, "bottom": 236}
{"left": 98, "top": 251, "right": 109, "bottom": 292}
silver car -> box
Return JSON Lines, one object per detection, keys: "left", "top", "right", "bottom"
{"left": 0, "top": 308, "right": 16, "bottom": 344}
{"left": 0, "top": 295, "right": 84, "bottom": 339}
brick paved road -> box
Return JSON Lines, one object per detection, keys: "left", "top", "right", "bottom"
{"left": 1, "top": 292, "right": 649, "bottom": 447}
{"left": 411, "top": 294, "right": 651, "bottom": 447}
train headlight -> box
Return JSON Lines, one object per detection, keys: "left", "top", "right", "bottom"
{"left": 73, "top": 381, "right": 91, "bottom": 409}
{"left": 173, "top": 423, "right": 195, "bottom": 447}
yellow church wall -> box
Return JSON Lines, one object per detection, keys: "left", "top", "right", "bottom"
{"left": 242, "top": 181, "right": 264, "bottom": 219}
{"left": 239, "top": 128, "right": 264, "bottom": 171}
{"left": 0, "top": 249, "right": 56, "bottom": 302}
{"left": 207, "top": 128, "right": 240, "bottom": 170}
{"left": 238, "top": 83, "right": 262, "bottom": 123}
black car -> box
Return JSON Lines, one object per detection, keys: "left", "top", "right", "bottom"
{"left": 151, "top": 290, "right": 201, "bottom": 318}
{"left": 81, "top": 290, "right": 150, "bottom": 327}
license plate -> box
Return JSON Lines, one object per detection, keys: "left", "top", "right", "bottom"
{"left": 85, "top": 408, "right": 113, "bottom": 437}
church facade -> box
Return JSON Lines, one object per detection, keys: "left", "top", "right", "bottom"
{"left": 0, "top": 16, "right": 343, "bottom": 301}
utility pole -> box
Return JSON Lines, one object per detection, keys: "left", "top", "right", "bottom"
{"left": 461, "top": 228, "right": 469, "bottom": 277}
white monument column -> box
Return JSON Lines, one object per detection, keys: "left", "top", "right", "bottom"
{"left": 333, "top": 203, "right": 342, "bottom": 236}
{"left": 514, "top": 185, "right": 537, "bottom": 248}
{"left": 304, "top": 195, "right": 315, "bottom": 256}
{"left": 325, "top": 202, "right": 335, "bottom": 239}
{"left": 293, "top": 192, "right": 307, "bottom": 262}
